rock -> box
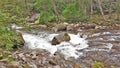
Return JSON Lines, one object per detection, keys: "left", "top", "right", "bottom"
{"left": 53, "top": 65, "right": 60, "bottom": 68}
{"left": 49, "top": 58, "right": 58, "bottom": 65}
{"left": 67, "top": 23, "right": 80, "bottom": 31}
{"left": 66, "top": 24, "right": 74, "bottom": 31}
{"left": 17, "top": 32, "right": 25, "bottom": 45}
{"left": 30, "top": 24, "right": 47, "bottom": 29}
{"left": 0, "top": 58, "right": 9, "bottom": 64}
{"left": 27, "top": 62, "right": 37, "bottom": 68}
{"left": 51, "top": 32, "right": 70, "bottom": 45}
{"left": 0, "top": 63, "right": 6, "bottom": 68}
{"left": 23, "top": 63, "right": 30, "bottom": 68}
{"left": 73, "top": 63, "right": 80, "bottom": 68}
{"left": 30, "top": 51, "right": 37, "bottom": 60}
{"left": 67, "top": 57, "right": 74, "bottom": 62}
{"left": 80, "top": 24, "right": 96, "bottom": 30}
{"left": 52, "top": 23, "right": 67, "bottom": 32}
{"left": 63, "top": 22, "right": 69, "bottom": 25}
{"left": 6, "top": 61, "right": 19, "bottom": 68}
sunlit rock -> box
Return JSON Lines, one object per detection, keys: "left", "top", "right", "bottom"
{"left": 52, "top": 24, "right": 67, "bottom": 32}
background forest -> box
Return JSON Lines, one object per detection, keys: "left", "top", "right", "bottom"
{"left": 0, "top": 0, "right": 120, "bottom": 50}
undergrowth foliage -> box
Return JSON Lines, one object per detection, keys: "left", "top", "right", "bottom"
{"left": 0, "top": 0, "right": 27, "bottom": 50}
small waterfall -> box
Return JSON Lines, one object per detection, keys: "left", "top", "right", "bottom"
{"left": 22, "top": 32, "right": 88, "bottom": 59}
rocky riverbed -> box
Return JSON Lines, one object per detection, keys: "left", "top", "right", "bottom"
{"left": 0, "top": 23, "right": 120, "bottom": 68}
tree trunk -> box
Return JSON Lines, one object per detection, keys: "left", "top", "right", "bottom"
{"left": 109, "top": 0, "right": 112, "bottom": 19}
{"left": 97, "top": 0, "right": 107, "bottom": 21}
{"left": 90, "top": 0, "right": 93, "bottom": 15}
{"left": 51, "top": 0, "right": 61, "bottom": 22}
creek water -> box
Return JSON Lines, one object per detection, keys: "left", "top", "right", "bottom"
{"left": 12, "top": 24, "right": 120, "bottom": 67}
{"left": 22, "top": 32, "right": 88, "bottom": 59}
{"left": 21, "top": 29, "right": 120, "bottom": 61}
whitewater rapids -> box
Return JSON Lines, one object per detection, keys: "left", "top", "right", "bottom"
{"left": 22, "top": 32, "right": 88, "bottom": 60}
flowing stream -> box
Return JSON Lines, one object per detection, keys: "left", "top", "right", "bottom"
{"left": 12, "top": 24, "right": 120, "bottom": 67}
{"left": 21, "top": 29, "right": 120, "bottom": 60}
{"left": 22, "top": 32, "right": 88, "bottom": 59}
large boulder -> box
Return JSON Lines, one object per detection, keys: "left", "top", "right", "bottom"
{"left": 51, "top": 32, "right": 70, "bottom": 45}
{"left": 52, "top": 23, "right": 68, "bottom": 32}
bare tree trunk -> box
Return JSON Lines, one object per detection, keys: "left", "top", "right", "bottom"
{"left": 90, "top": 0, "right": 93, "bottom": 15}
{"left": 51, "top": 0, "right": 61, "bottom": 22}
{"left": 109, "top": 0, "right": 112, "bottom": 19}
{"left": 97, "top": 0, "right": 107, "bottom": 21}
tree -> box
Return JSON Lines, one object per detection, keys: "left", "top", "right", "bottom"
{"left": 97, "top": 0, "right": 107, "bottom": 21}
{"left": 51, "top": 0, "right": 61, "bottom": 22}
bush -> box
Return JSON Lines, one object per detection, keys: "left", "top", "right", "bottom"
{"left": 34, "top": 0, "right": 56, "bottom": 24}
{"left": 0, "top": 22, "right": 22, "bottom": 50}
{"left": 62, "top": 3, "right": 89, "bottom": 22}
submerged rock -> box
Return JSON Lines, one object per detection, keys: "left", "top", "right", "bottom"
{"left": 51, "top": 32, "right": 70, "bottom": 45}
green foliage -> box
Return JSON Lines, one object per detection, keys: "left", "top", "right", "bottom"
{"left": 8, "top": 56, "right": 15, "bottom": 62}
{"left": 62, "top": 0, "right": 89, "bottom": 22}
{"left": 34, "top": 0, "right": 56, "bottom": 23}
{"left": 0, "top": 0, "right": 28, "bottom": 25}
{"left": 0, "top": 0, "right": 27, "bottom": 50}
{"left": 0, "top": 21, "right": 22, "bottom": 50}
{"left": 34, "top": 0, "right": 90, "bottom": 23}
{"left": 116, "top": 0, "right": 120, "bottom": 12}
{"left": 38, "top": 11, "right": 56, "bottom": 23}
{"left": 92, "top": 61, "right": 104, "bottom": 68}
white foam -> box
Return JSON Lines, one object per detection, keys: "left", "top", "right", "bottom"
{"left": 22, "top": 33, "right": 88, "bottom": 59}
{"left": 11, "top": 24, "right": 23, "bottom": 29}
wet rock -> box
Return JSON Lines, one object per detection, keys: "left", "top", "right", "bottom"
{"left": 51, "top": 32, "right": 70, "bottom": 45}
{"left": 30, "top": 51, "right": 37, "bottom": 60}
{"left": 0, "top": 58, "right": 9, "bottom": 64}
{"left": 67, "top": 57, "right": 74, "bottom": 62}
{"left": 6, "top": 61, "right": 19, "bottom": 68}
{"left": 17, "top": 32, "right": 25, "bottom": 45}
{"left": 49, "top": 58, "right": 58, "bottom": 65}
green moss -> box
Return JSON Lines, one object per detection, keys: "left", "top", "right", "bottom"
{"left": 8, "top": 57, "right": 15, "bottom": 62}
{"left": 111, "top": 66, "right": 116, "bottom": 68}
{"left": 92, "top": 61, "right": 104, "bottom": 68}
